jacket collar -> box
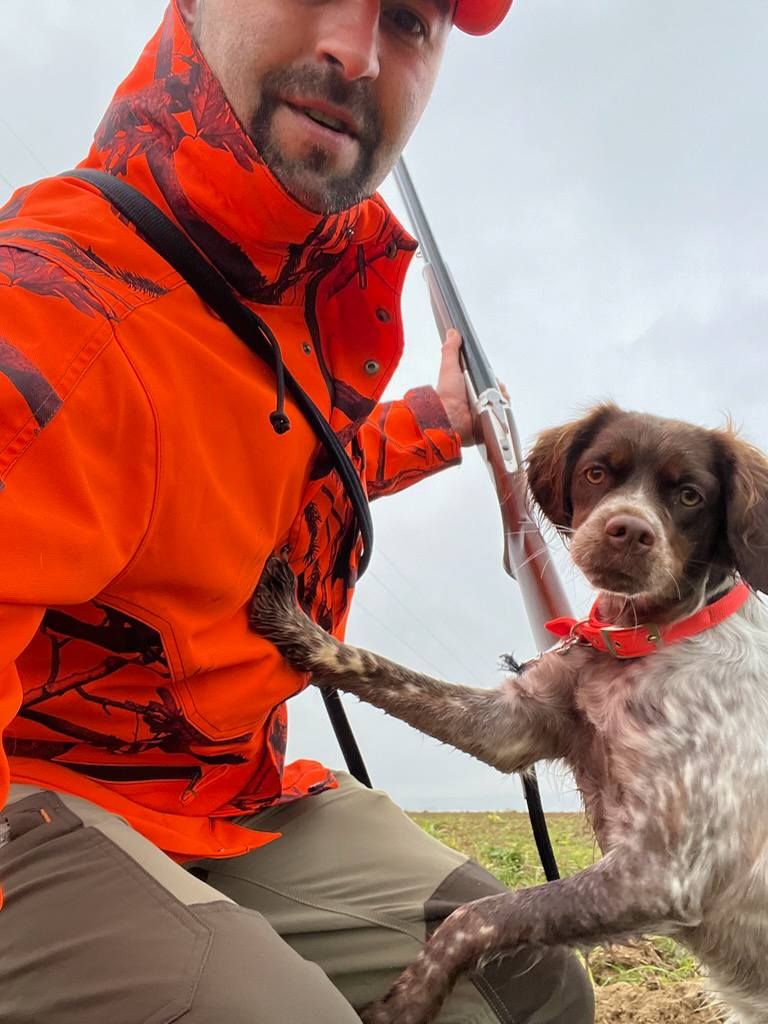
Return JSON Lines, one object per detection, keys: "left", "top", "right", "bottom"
{"left": 79, "top": 0, "right": 415, "bottom": 306}
{"left": 546, "top": 581, "right": 751, "bottom": 659}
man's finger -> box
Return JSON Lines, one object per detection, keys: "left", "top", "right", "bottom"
{"left": 442, "top": 327, "right": 461, "bottom": 351}
{"left": 439, "top": 328, "right": 462, "bottom": 373}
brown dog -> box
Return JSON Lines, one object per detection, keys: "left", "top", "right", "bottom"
{"left": 251, "top": 403, "right": 768, "bottom": 1024}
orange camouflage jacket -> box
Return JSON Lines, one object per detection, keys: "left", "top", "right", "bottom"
{"left": 0, "top": 1, "right": 460, "bottom": 863}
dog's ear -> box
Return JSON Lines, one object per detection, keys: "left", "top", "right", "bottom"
{"left": 719, "top": 431, "right": 768, "bottom": 593}
{"left": 526, "top": 403, "right": 618, "bottom": 532}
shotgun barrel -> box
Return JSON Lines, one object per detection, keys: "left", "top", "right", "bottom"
{"left": 392, "top": 160, "right": 573, "bottom": 651}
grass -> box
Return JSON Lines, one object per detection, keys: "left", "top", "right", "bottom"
{"left": 410, "top": 810, "right": 599, "bottom": 889}
{"left": 407, "top": 811, "right": 701, "bottom": 989}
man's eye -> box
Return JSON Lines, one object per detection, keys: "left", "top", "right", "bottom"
{"left": 385, "top": 7, "right": 429, "bottom": 40}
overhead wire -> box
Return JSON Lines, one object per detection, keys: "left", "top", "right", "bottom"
{"left": 0, "top": 115, "right": 51, "bottom": 175}
{"left": 353, "top": 599, "right": 449, "bottom": 679}
{"left": 366, "top": 563, "right": 486, "bottom": 681}
{"left": 0, "top": 114, "right": 55, "bottom": 198}
{"left": 373, "top": 547, "right": 499, "bottom": 674}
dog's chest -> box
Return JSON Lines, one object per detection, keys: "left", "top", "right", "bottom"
{"left": 569, "top": 654, "right": 659, "bottom": 843}
{"left": 573, "top": 655, "right": 650, "bottom": 733}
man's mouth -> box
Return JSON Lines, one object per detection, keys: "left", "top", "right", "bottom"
{"left": 300, "top": 108, "right": 347, "bottom": 133}
{"left": 282, "top": 99, "right": 358, "bottom": 138}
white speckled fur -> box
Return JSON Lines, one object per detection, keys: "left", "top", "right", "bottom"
{"left": 250, "top": 405, "right": 768, "bottom": 1024}
{"left": 253, "top": 561, "right": 768, "bottom": 1024}
{"left": 573, "top": 594, "right": 768, "bottom": 1021}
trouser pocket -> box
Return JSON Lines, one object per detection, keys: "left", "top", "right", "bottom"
{"left": 1, "top": 789, "right": 81, "bottom": 861}
{"left": 0, "top": 789, "right": 212, "bottom": 1024}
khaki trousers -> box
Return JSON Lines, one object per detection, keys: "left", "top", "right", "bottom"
{"left": 0, "top": 773, "right": 593, "bottom": 1023}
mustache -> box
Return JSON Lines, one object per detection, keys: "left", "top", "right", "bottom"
{"left": 255, "top": 64, "right": 381, "bottom": 146}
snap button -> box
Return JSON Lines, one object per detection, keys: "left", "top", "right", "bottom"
{"left": 375, "top": 308, "right": 391, "bottom": 323}
{"left": 302, "top": 342, "right": 312, "bottom": 355}
{"left": 386, "top": 240, "right": 397, "bottom": 259}
{"left": 364, "top": 360, "right": 380, "bottom": 375}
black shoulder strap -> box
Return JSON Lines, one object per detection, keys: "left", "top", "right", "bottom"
{"left": 65, "top": 169, "right": 374, "bottom": 791}
{"left": 65, "top": 168, "right": 374, "bottom": 577}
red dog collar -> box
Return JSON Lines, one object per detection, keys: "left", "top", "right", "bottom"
{"left": 546, "top": 582, "right": 751, "bottom": 658}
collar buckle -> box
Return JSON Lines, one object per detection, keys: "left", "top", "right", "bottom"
{"left": 600, "top": 623, "right": 663, "bottom": 658}
{"left": 567, "top": 619, "right": 592, "bottom": 645}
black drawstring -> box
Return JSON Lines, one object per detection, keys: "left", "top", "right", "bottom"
{"left": 252, "top": 313, "right": 290, "bottom": 435}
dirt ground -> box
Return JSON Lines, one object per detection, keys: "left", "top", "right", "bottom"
{"left": 590, "top": 943, "right": 726, "bottom": 1024}
{"left": 595, "top": 983, "right": 723, "bottom": 1024}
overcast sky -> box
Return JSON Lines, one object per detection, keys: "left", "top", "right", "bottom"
{"left": 2, "top": 2, "right": 767, "bottom": 814}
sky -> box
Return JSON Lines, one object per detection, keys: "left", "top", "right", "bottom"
{"left": 1, "top": 2, "right": 767, "bottom": 814}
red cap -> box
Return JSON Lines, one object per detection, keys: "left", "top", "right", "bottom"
{"left": 454, "top": 0, "right": 514, "bottom": 35}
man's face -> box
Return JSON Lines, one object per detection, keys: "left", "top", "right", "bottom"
{"left": 179, "top": 0, "right": 452, "bottom": 213}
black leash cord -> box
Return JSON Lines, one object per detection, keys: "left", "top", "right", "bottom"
{"left": 522, "top": 772, "right": 560, "bottom": 881}
{"left": 321, "top": 688, "right": 373, "bottom": 789}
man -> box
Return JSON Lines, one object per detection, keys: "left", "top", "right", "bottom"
{"left": 0, "top": 2, "right": 593, "bottom": 1021}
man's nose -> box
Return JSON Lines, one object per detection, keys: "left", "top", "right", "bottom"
{"left": 316, "top": 1, "right": 380, "bottom": 80}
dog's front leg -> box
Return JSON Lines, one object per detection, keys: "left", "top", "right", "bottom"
{"left": 250, "top": 558, "right": 581, "bottom": 772}
{"left": 361, "top": 847, "right": 691, "bottom": 1024}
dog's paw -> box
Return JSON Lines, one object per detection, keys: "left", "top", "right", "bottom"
{"left": 360, "top": 1004, "right": 394, "bottom": 1024}
{"left": 249, "top": 557, "right": 298, "bottom": 633}
{"left": 360, "top": 993, "right": 430, "bottom": 1024}
{"left": 249, "top": 557, "right": 304, "bottom": 642}
{"left": 360, "top": 1000, "right": 407, "bottom": 1024}
{"left": 249, "top": 557, "right": 335, "bottom": 673}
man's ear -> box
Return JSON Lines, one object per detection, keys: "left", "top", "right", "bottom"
{"left": 526, "top": 403, "right": 618, "bottom": 533}
{"left": 718, "top": 430, "right": 768, "bottom": 594}
{"left": 177, "top": 0, "right": 200, "bottom": 30}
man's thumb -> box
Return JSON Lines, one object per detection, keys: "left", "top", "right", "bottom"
{"left": 441, "top": 328, "right": 462, "bottom": 363}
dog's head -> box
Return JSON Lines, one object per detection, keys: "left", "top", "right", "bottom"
{"left": 527, "top": 403, "right": 768, "bottom": 604}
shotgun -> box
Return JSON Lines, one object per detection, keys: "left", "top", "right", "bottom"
{"left": 393, "top": 158, "right": 572, "bottom": 880}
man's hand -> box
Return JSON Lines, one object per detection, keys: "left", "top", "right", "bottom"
{"left": 436, "top": 329, "right": 474, "bottom": 446}
{"left": 436, "top": 328, "right": 510, "bottom": 447}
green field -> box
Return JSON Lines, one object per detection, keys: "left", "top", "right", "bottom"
{"left": 407, "top": 811, "right": 724, "bottom": 1023}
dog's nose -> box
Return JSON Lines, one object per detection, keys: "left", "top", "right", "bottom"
{"left": 605, "top": 515, "right": 656, "bottom": 551}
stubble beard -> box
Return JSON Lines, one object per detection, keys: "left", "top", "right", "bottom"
{"left": 248, "top": 67, "right": 383, "bottom": 215}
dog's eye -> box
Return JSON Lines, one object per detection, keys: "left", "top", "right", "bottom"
{"left": 679, "top": 486, "right": 704, "bottom": 507}
{"left": 584, "top": 466, "right": 606, "bottom": 485}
